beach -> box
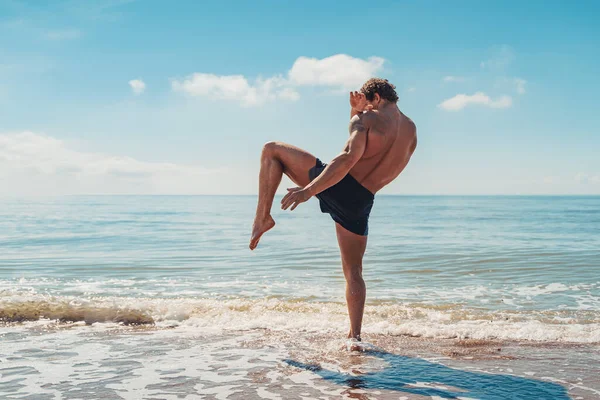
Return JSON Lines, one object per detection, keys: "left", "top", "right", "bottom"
{"left": 1, "top": 195, "right": 599, "bottom": 399}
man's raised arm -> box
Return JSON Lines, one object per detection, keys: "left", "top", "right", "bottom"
{"left": 350, "top": 90, "right": 370, "bottom": 119}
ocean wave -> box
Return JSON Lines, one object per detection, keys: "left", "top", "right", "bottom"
{"left": 2, "top": 294, "right": 599, "bottom": 343}
{"left": 3, "top": 278, "right": 599, "bottom": 310}
{"left": 0, "top": 300, "right": 154, "bottom": 325}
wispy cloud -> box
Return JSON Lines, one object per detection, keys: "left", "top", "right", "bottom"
{"left": 514, "top": 78, "right": 527, "bottom": 94}
{"left": 494, "top": 77, "right": 528, "bottom": 96}
{"left": 44, "top": 28, "right": 81, "bottom": 40}
{"left": 543, "top": 174, "right": 600, "bottom": 187}
{"left": 0, "top": 131, "right": 219, "bottom": 195}
{"left": 128, "top": 79, "right": 146, "bottom": 95}
{"left": 171, "top": 54, "right": 385, "bottom": 107}
{"left": 574, "top": 173, "right": 599, "bottom": 183}
{"left": 443, "top": 76, "right": 465, "bottom": 83}
{"left": 438, "top": 92, "right": 512, "bottom": 111}
{"left": 480, "top": 45, "right": 515, "bottom": 71}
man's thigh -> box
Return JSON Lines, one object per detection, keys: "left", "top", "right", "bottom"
{"left": 269, "top": 142, "right": 317, "bottom": 187}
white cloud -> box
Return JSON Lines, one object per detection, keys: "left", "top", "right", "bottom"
{"left": 443, "top": 76, "right": 465, "bottom": 83}
{"left": 128, "top": 79, "right": 146, "bottom": 95}
{"left": 44, "top": 29, "right": 81, "bottom": 40}
{"left": 277, "top": 87, "right": 301, "bottom": 101}
{"left": 171, "top": 73, "right": 297, "bottom": 107}
{"left": 406, "top": 87, "right": 416, "bottom": 92}
{"left": 171, "top": 54, "right": 384, "bottom": 107}
{"left": 288, "top": 54, "right": 384, "bottom": 89}
{"left": 438, "top": 92, "right": 512, "bottom": 111}
{"left": 0, "top": 132, "right": 219, "bottom": 195}
{"left": 257, "top": 75, "right": 300, "bottom": 101}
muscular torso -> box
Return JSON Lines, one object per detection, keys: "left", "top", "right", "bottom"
{"left": 349, "top": 107, "right": 417, "bottom": 194}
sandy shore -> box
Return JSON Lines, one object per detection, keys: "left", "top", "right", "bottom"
{"left": 2, "top": 323, "right": 599, "bottom": 399}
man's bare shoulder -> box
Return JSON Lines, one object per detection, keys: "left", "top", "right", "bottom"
{"left": 351, "top": 110, "right": 378, "bottom": 121}
{"left": 349, "top": 111, "right": 377, "bottom": 134}
{"left": 350, "top": 110, "right": 378, "bottom": 127}
{"left": 362, "top": 110, "right": 379, "bottom": 122}
{"left": 401, "top": 114, "right": 417, "bottom": 135}
{"left": 401, "top": 115, "right": 417, "bottom": 152}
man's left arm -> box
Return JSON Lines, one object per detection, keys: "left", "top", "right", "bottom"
{"left": 281, "top": 114, "right": 369, "bottom": 211}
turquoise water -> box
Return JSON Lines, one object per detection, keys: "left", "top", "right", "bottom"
{"left": 2, "top": 195, "right": 599, "bottom": 314}
{"left": 1, "top": 196, "right": 600, "bottom": 399}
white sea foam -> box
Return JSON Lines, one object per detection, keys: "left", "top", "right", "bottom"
{"left": 3, "top": 278, "right": 599, "bottom": 312}
{"left": 2, "top": 292, "right": 599, "bottom": 343}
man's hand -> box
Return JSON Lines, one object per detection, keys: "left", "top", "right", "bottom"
{"left": 349, "top": 91, "right": 372, "bottom": 112}
{"left": 281, "top": 187, "right": 311, "bottom": 211}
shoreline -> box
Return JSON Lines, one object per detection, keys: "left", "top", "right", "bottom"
{"left": 3, "top": 324, "right": 599, "bottom": 399}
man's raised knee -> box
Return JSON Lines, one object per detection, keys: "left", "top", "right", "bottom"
{"left": 262, "top": 141, "right": 280, "bottom": 156}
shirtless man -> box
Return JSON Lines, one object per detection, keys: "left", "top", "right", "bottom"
{"left": 249, "top": 78, "right": 417, "bottom": 346}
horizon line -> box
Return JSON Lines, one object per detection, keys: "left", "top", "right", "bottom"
{"left": 1, "top": 194, "right": 600, "bottom": 198}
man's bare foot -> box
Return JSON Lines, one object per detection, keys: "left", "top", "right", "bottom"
{"left": 345, "top": 331, "right": 363, "bottom": 351}
{"left": 249, "top": 215, "right": 276, "bottom": 250}
{"left": 346, "top": 337, "right": 364, "bottom": 352}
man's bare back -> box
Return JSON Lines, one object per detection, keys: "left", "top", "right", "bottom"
{"left": 348, "top": 102, "right": 417, "bottom": 195}
{"left": 249, "top": 78, "right": 416, "bottom": 347}
{"left": 277, "top": 88, "right": 417, "bottom": 215}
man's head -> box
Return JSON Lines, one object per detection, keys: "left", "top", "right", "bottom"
{"left": 359, "top": 78, "right": 398, "bottom": 110}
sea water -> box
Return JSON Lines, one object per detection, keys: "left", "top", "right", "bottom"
{"left": 1, "top": 196, "right": 599, "bottom": 399}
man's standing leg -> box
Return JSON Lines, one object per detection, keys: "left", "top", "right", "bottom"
{"left": 250, "top": 141, "right": 317, "bottom": 250}
{"left": 335, "top": 223, "right": 368, "bottom": 341}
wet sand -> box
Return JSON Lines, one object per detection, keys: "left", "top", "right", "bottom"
{"left": 2, "top": 322, "right": 599, "bottom": 399}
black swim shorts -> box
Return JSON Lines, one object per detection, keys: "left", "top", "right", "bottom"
{"left": 308, "top": 158, "right": 375, "bottom": 236}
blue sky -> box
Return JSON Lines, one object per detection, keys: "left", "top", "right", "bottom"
{"left": 1, "top": 0, "right": 599, "bottom": 195}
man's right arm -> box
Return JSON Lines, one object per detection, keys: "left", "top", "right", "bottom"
{"left": 302, "top": 114, "right": 369, "bottom": 197}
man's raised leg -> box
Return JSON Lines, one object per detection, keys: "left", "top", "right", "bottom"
{"left": 250, "top": 141, "right": 316, "bottom": 250}
{"left": 335, "top": 223, "right": 368, "bottom": 346}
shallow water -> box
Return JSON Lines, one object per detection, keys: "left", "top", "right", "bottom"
{"left": 1, "top": 195, "right": 599, "bottom": 398}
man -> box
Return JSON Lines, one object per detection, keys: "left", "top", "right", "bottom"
{"left": 249, "top": 78, "right": 417, "bottom": 348}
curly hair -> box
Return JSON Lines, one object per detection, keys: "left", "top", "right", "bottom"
{"left": 360, "top": 78, "right": 399, "bottom": 103}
